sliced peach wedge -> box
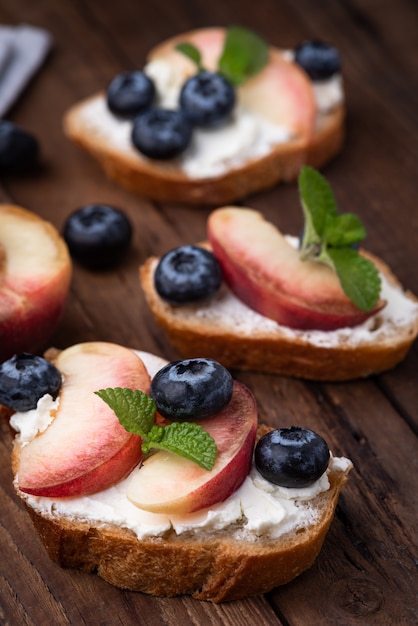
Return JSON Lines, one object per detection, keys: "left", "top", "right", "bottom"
{"left": 208, "top": 207, "right": 384, "bottom": 331}
{"left": 0, "top": 205, "right": 72, "bottom": 361}
{"left": 147, "top": 27, "right": 316, "bottom": 143}
{"left": 126, "top": 382, "right": 257, "bottom": 515}
{"left": 17, "top": 342, "right": 150, "bottom": 497}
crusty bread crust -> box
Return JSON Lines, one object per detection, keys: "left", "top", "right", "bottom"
{"left": 14, "top": 423, "right": 351, "bottom": 603}
{"left": 140, "top": 250, "right": 418, "bottom": 381}
{"left": 63, "top": 26, "right": 345, "bottom": 205}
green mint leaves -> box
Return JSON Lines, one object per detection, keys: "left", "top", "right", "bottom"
{"left": 298, "top": 166, "right": 381, "bottom": 311}
{"left": 175, "top": 26, "right": 269, "bottom": 86}
{"left": 175, "top": 42, "right": 203, "bottom": 71}
{"left": 218, "top": 27, "right": 269, "bottom": 86}
{"left": 95, "top": 387, "right": 217, "bottom": 471}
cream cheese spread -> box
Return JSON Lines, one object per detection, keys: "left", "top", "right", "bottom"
{"left": 11, "top": 351, "right": 352, "bottom": 541}
{"left": 78, "top": 51, "right": 343, "bottom": 180}
{"left": 312, "top": 75, "right": 344, "bottom": 114}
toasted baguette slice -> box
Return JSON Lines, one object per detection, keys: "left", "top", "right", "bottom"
{"left": 63, "top": 28, "right": 345, "bottom": 205}
{"left": 8, "top": 349, "right": 352, "bottom": 602}
{"left": 13, "top": 423, "right": 351, "bottom": 603}
{"left": 140, "top": 249, "right": 418, "bottom": 381}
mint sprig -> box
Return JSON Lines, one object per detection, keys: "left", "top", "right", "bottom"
{"left": 298, "top": 166, "right": 381, "bottom": 312}
{"left": 95, "top": 387, "right": 217, "bottom": 471}
{"left": 175, "top": 26, "right": 269, "bottom": 86}
{"left": 218, "top": 26, "right": 269, "bottom": 86}
{"left": 175, "top": 42, "right": 203, "bottom": 71}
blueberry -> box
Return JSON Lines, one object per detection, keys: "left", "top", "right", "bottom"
{"left": 294, "top": 40, "right": 341, "bottom": 81}
{"left": 154, "top": 245, "right": 222, "bottom": 304}
{"left": 254, "top": 426, "right": 330, "bottom": 488}
{"left": 0, "top": 354, "right": 62, "bottom": 412}
{"left": 131, "top": 108, "right": 193, "bottom": 159}
{"left": 107, "top": 71, "right": 155, "bottom": 118}
{"left": 150, "top": 358, "right": 233, "bottom": 421}
{"left": 63, "top": 204, "right": 132, "bottom": 270}
{"left": 179, "top": 71, "right": 236, "bottom": 127}
{"left": 0, "top": 120, "right": 39, "bottom": 173}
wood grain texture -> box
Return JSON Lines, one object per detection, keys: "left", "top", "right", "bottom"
{"left": 0, "top": 0, "right": 417, "bottom": 624}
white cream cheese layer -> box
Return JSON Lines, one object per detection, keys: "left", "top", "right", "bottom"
{"left": 11, "top": 351, "right": 351, "bottom": 541}
{"left": 312, "top": 75, "right": 344, "bottom": 113}
{"left": 181, "top": 268, "right": 418, "bottom": 347}
{"left": 78, "top": 53, "right": 343, "bottom": 180}
{"left": 79, "top": 94, "right": 290, "bottom": 180}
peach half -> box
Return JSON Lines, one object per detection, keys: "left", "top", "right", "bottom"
{"left": 0, "top": 205, "right": 72, "bottom": 361}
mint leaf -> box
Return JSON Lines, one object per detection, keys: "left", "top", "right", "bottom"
{"left": 141, "top": 424, "right": 165, "bottom": 451}
{"left": 145, "top": 421, "right": 217, "bottom": 471}
{"left": 297, "top": 166, "right": 381, "bottom": 311}
{"left": 326, "top": 247, "right": 381, "bottom": 311}
{"left": 95, "top": 387, "right": 218, "bottom": 470}
{"left": 176, "top": 27, "right": 268, "bottom": 86}
{"left": 299, "top": 166, "right": 338, "bottom": 249}
{"left": 324, "top": 213, "right": 366, "bottom": 247}
{"left": 95, "top": 387, "right": 156, "bottom": 437}
{"left": 218, "top": 26, "right": 269, "bottom": 86}
{"left": 175, "top": 42, "right": 203, "bottom": 70}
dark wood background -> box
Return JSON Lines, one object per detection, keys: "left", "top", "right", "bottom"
{"left": 0, "top": 1, "right": 417, "bottom": 624}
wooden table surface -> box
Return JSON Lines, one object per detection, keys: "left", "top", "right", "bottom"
{"left": 0, "top": 1, "right": 417, "bottom": 624}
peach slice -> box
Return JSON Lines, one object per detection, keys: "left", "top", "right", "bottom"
{"left": 148, "top": 27, "right": 316, "bottom": 142}
{"left": 0, "top": 205, "right": 72, "bottom": 361}
{"left": 127, "top": 381, "right": 257, "bottom": 515}
{"left": 17, "top": 342, "right": 150, "bottom": 497}
{"left": 208, "top": 207, "right": 384, "bottom": 331}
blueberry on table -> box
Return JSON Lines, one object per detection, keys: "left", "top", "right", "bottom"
{"left": 0, "top": 120, "right": 39, "bottom": 173}
{"left": 254, "top": 426, "right": 330, "bottom": 488}
{"left": 106, "top": 71, "right": 155, "bottom": 118}
{"left": 150, "top": 358, "right": 233, "bottom": 421}
{"left": 131, "top": 108, "right": 193, "bottom": 159}
{"left": 179, "top": 71, "right": 236, "bottom": 127}
{"left": 0, "top": 354, "right": 62, "bottom": 412}
{"left": 154, "top": 245, "right": 222, "bottom": 304}
{"left": 294, "top": 40, "right": 341, "bottom": 81}
{"left": 63, "top": 204, "right": 132, "bottom": 270}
